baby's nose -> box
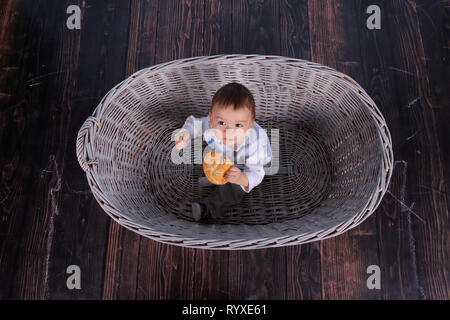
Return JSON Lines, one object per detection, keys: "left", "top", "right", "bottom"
{"left": 224, "top": 129, "right": 236, "bottom": 136}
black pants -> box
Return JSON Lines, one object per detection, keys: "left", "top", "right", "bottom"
{"left": 199, "top": 183, "right": 246, "bottom": 219}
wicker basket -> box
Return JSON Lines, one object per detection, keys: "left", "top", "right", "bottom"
{"left": 76, "top": 55, "right": 393, "bottom": 250}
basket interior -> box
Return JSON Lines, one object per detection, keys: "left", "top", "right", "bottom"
{"left": 90, "top": 61, "right": 382, "bottom": 241}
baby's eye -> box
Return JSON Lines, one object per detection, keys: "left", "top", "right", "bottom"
{"left": 218, "top": 121, "right": 226, "bottom": 126}
{"left": 235, "top": 123, "right": 243, "bottom": 128}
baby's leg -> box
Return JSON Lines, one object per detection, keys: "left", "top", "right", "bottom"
{"left": 200, "top": 183, "right": 246, "bottom": 219}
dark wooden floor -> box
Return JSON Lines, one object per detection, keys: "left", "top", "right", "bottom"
{"left": 0, "top": 0, "right": 449, "bottom": 300}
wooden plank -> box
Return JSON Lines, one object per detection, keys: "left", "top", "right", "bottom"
{"left": 232, "top": 0, "right": 280, "bottom": 56}
{"left": 226, "top": 0, "right": 286, "bottom": 300}
{"left": 192, "top": 0, "right": 232, "bottom": 300}
{"left": 279, "top": 0, "right": 321, "bottom": 300}
{"left": 47, "top": 173, "right": 110, "bottom": 299}
{"left": 0, "top": 0, "right": 83, "bottom": 298}
{"left": 154, "top": 0, "right": 204, "bottom": 65}
{"left": 382, "top": 0, "right": 449, "bottom": 299}
{"left": 0, "top": 0, "right": 41, "bottom": 299}
{"left": 227, "top": 248, "right": 286, "bottom": 299}
{"left": 126, "top": 0, "right": 159, "bottom": 73}
{"left": 44, "top": 0, "right": 135, "bottom": 299}
{"left": 356, "top": 0, "right": 423, "bottom": 299}
{"left": 204, "top": 0, "right": 233, "bottom": 55}
{"left": 101, "top": 0, "right": 154, "bottom": 300}
{"left": 0, "top": 0, "right": 33, "bottom": 109}
{"left": 279, "top": 0, "right": 311, "bottom": 60}
{"left": 308, "top": 0, "right": 382, "bottom": 299}
{"left": 1, "top": 0, "right": 446, "bottom": 300}
{"left": 102, "top": 222, "right": 140, "bottom": 300}
{"left": 136, "top": 0, "right": 204, "bottom": 299}
{"left": 414, "top": 0, "right": 450, "bottom": 298}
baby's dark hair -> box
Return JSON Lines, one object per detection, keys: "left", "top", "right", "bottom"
{"left": 211, "top": 82, "right": 255, "bottom": 120}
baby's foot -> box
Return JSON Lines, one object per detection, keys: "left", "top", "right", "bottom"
{"left": 191, "top": 202, "right": 212, "bottom": 222}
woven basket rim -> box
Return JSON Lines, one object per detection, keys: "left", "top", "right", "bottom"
{"left": 76, "top": 54, "right": 394, "bottom": 250}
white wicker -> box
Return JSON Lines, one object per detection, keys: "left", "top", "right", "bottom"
{"left": 76, "top": 55, "right": 393, "bottom": 250}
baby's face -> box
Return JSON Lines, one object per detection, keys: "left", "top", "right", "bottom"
{"left": 209, "top": 104, "right": 254, "bottom": 147}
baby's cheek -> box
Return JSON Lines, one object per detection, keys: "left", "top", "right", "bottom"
{"left": 212, "top": 128, "right": 224, "bottom": 139}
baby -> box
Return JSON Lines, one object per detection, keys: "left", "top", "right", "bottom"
{"left": 174, "top": 82, "right": 272, "bottom": 222}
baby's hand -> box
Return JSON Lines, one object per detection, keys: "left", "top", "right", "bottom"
{"left": 225, "top": 166, "right": 248, "bottom": 188}
{"left": 174, "top": 130, "right": 191, "bottom": 150}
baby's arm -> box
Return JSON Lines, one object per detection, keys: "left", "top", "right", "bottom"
{"left": 240, "top": 161, "right": 265, "bottom": 193}
{"left": 174, "top": 115, "right": 207, "bottom": 149}
{"left": 181, "top": 115, "right": 208, "bottom": 139}
{"left": 240, "top": 131, "right": 272, "bottom": 193}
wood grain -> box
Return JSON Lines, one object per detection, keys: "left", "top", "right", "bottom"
{"left": 356, "top": 0, "right": 423, "bottom": 299}
{"left": 136, "top": 0, "right": 204, "bottom": 299}
{"left": 0, "top": 0, "right": 30, "bottom": 109}
{"left": 102, "top": 0, "right": 161, "bottom": 300}
{"left": 383, "top": 0, "right": 449, "bottom": 299}
{"left": 279, "top": 0, "right": 311, "bottom": 61}
{"left": 1, "top": 0, "right": 82, "bottom": 299}
{"left": 0, "top": 0, "right": 38, "bottom": 299}
{"left": 227, "top": 0, "right": 286, "bottom": 300}
{"left": 194, "top": 0, "right": 231, "bottom": 300}
{"left": 309, "top": 0, "right": 382, "bottom": 299}
{"left": 204, "top": 0, "right": 233, "bottom": 55}
{"left": 414, "top": 0, "right": 450, "bottom": 298}
{"left": 280, "top": 0, "right": 321, "bottom": 300}
{"left": 46, "top": 0, "right": 131, "bottom": 299}
{"left": 232, "top": 0, "right": 280, "bottom": 56}
{"left": 0, "top": 0, "right": 448, "bottom": 300}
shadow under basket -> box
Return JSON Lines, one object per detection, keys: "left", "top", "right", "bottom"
{"left": 76, "top": 55, "right": 393, "bottom": 250}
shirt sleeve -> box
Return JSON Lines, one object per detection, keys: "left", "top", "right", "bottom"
{"left": 240, "top": 133, "right": 271, "bottom": 193}
{"left": 181, "top": 115, "right": 209, "bottom": 139}
{"left": 241, "top": 159, "right": 266, "bottom": 193}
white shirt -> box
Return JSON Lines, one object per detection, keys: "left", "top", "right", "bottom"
{"left": 180, "top": 115, "right": 272, "bottom": 193}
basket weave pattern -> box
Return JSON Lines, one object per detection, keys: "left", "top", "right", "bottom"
{"left": 76, "top": 55, "right": 393, "bottom": 250}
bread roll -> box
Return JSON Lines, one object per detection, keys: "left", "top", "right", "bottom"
{"left": 203, "top": 150, "right": 234, "bottom": 185}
